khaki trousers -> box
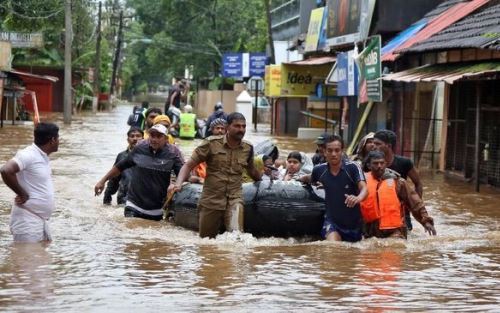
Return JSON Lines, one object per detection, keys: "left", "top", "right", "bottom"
{"left": 198, "top": 198, "right": 244, "bottom": 238}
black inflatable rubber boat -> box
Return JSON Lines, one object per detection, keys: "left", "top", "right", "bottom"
{"left": 170, "top": 180, "right": 325, "bottom": 237}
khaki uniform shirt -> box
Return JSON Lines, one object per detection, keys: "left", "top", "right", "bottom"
{"left": 191, "top": 135, "right": 254, "bottom": 210}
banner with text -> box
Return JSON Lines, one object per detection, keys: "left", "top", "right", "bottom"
{"left": 222, "top": 52, "right": 267, "bottom": 78}
{"left": 356, "top": 35, "right": 382, "bottom": 103}
{"left": 304, "top": 7, "right": 325, "bottom": 52}
{"left": 336, "top": 50, "right": 358, "bottom": 96}
{"left": 280, "top": 63, "right": 332, "bottom": 97}
{"left": 264, "top": 65, "right": 282, "bottom": 97}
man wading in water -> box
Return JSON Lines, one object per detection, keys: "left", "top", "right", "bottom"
{"left": 103, "top": 127, "right": 144, "bottom": 205}
{"left": 373, "top": 129, "right": 423, "bottom": 231}
{"left": 168, "top": 112, "right": 262, "bottom": 238}
{"left": 1, "top": 123, "right": 59, "bottom": 242}
{"left": 95, "top": 124, "right": 184, "bottom": 221}
{"left": 301, "top": 135, "right": 368, "bottom": 242}
{"left": 361, "top": 150, "right": 436, "bottom": 239}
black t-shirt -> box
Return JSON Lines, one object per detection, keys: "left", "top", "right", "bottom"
{"left": 167, "top": 85, "right": 181, "bottom": 108}
{"left": 312, "top": 152, "right": 326, "bottom": 165}
{"left": 116, "top": 141, "right": 184, "bottom": 211}
{"left": 128, "top": 107, "right": 146, "bottom": 129}
{"left": 311, "top": 161, "right": 365, "bottom": 230}
{"left": 388, "top": 155, "right": 413, "bottom": 179}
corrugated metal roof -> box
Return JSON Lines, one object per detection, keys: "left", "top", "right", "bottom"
{"left": 381, "top": 20, "right": 428, "bottom": 62}
{"left": 396, "top": 0, "right": 490, "bottom": 51}
{"left": 8, "top": 69, "right": 59, "bottom": 83}
{"left": 286, "top": 56, "right": 336, "bottom": 65}
{"left": 381, "top": 0, "right": 470, "bottom": 61}
{"left": 403, "top": 3, "right": 500, "bottom": 53}
{"left": 423, "top": 0, "right": 469, "bottom": 19}
{"left": 382, "top": 61, "right": 500, "bottom": 83}
{"left": 383, "top": 0, "right": 490, "bottom": 61}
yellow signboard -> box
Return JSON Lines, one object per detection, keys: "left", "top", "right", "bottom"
{"left": 0, "top": 41, "right": 12, "bottom": 71}
{"left": 264, "top": 65, "right": 281, "bottom": 97}
{"left": 280, "top": 63, "right": 332, "bottom": 97}
{"left": 304, "top": 7, "right": 325, "bottom": 52}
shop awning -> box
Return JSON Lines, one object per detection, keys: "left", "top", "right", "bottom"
{"left": 285, "top": 56, "right": 336, "bottom": 65}
{"left": 7, "top": 69, "right": 58, "bottom": 83}
{"left": 382, "top": 62, "right": 500, "bottom": 84}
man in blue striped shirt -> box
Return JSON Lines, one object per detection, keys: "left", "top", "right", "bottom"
{"left": 302, "top": 135, "right": 367, "bottom": 242}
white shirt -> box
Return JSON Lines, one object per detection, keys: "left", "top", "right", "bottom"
{"left": 9, "top": 144, "right": 54, "bottom": 237}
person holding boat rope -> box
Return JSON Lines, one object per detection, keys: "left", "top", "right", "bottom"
{"left": 168, "top": 112, "right": 262, "bottom": 238}
{"left": 95, "top": 124, "right": 184, "bottom": 221}
{"left": 361, "top": 150, "right": 436, "bottom": 239}
{"left": 300, "top": 134, "right": 368, "bottom": 242}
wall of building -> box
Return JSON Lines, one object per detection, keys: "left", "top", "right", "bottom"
{"left": 195, "top": 90, "right": 238, "bottom": 119}
{"left": 446, "top": 80, "right": 500, "bottom": 187}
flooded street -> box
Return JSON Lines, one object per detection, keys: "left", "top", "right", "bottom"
{"left": 1, "top": 105, "right": 499, "bottom": 312}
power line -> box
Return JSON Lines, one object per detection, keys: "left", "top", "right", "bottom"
{"left": 10, "top": 1, "right": 64, "bottom": 15}
{"left": 0, "top": 2, "right": 64, "bottom": 20}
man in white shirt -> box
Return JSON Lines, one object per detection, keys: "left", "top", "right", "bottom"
{"left": 1, "top": 122, "right": 59, "bottom": 242}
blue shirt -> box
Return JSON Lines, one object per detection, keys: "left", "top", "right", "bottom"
{"left": 311, "top": 160, "right": 365, "bottom": 230}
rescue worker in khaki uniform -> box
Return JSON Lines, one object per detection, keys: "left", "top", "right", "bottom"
{"left": 169, "top": 112, "right": 262, "bottom": 238}
{"left": 361, "top": 150, "right": 437, "bottom": 239}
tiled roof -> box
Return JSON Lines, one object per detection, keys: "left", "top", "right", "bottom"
{"left": 403, "top": 3, "right": 500, "bottom": 52}
{"left": 382, "top": 0, "right": 474, "bottom": 61}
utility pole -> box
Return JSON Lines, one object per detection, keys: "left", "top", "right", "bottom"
{"left": 264, "top": 0, "right": 275, "bottom": 64}
{"left": 94, "top": 1, "right": 102, "bottom": 97}
{"left": 64, "top": 0, "right": 72, "bottom": 124}
{"left": 109, "top": 10, "right": 123, "bottom": 96}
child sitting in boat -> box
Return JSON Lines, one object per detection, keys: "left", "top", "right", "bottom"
{"left": 262, "top": 155, "right": 279, "bottom": 180}
{"left": 280, "top": 151, "right": 307, "bottom": 181}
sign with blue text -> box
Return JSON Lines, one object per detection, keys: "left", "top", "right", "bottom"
{"left": 249, "top": 53, "right": 267, "bottom": 77}
{"left": 222, "top": 53, "right": 243, "bottom": 77}
{"left": 337, "top": 51, "right": 358, "bottom": 96}
{"left": 222, "top": 52, "right": 267, "bottom": 78}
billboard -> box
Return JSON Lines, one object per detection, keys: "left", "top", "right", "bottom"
{"left": 249, "top": 53, "right": 267, "bottom": 77}
{"left": 264, "top": 65, "right": 281, "bottom": 97}
{"left": 337, "top": 51, "right": 358, "bottom": 96}
{"left": 0, "top": 32, "right": 43, "bottom": 48}
{"left": 326, "top": 0, "right": 376, "bottom": 47}
{"left": 222, "top": 53, "right": 242, "bottom": 77}
{"left": 280, "top": 63, "right": 332, "bottom": 97}
{"left": 222, "top": 52, "right": 267, "bottom": 78}
{"left": 304, "top": 7, "right": 325, "bottom": 52}
{"left": 356, "top": 35, "right": 382, "bottom": 103}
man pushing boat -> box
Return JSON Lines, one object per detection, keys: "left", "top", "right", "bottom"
{"left": 168, "top": 112, "right": 262, "bottom": 238}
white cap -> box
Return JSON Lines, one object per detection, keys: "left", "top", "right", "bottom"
{"left": 149, "top": 124, "right": 168, "bottom": 136}
{"left": 184, "top": 104, "right": 193, "bottom": 113}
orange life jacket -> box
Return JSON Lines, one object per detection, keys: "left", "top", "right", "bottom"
{"left": 194, "top": 162, "right": 207, "bottom": 179}
{"left": 361, "top": 172, "right": 403, "bottom": 230}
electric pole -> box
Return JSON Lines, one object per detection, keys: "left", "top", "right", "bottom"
{"left": 109, "top": 10, "right": 123, "bottom": 96}
{"left": 264, "top": 0, "right": 275, "bottom": 64}
{"left": 94, "top": 1, "right": 102, "bottom": 97}
{"left": 64, "top": 0, "right": 72, "bottom": 124}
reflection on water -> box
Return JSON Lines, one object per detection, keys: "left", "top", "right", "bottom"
{"left": 0, "top": 105, "right": 499, "bottom": 311}
{"left": 0, "top": 243, "right": 54, "bottom": 309}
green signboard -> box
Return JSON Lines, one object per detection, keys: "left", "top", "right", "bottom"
{"left": 357, "top": 35, "right": 382, "bottom": 103}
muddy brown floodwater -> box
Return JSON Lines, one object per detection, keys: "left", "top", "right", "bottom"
{"left": 1, "top": 105, "right": 499, "bottom": 312}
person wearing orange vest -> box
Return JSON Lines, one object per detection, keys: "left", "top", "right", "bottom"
{"left": 361, "top": 150, "right": 436, "bottom": 239}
